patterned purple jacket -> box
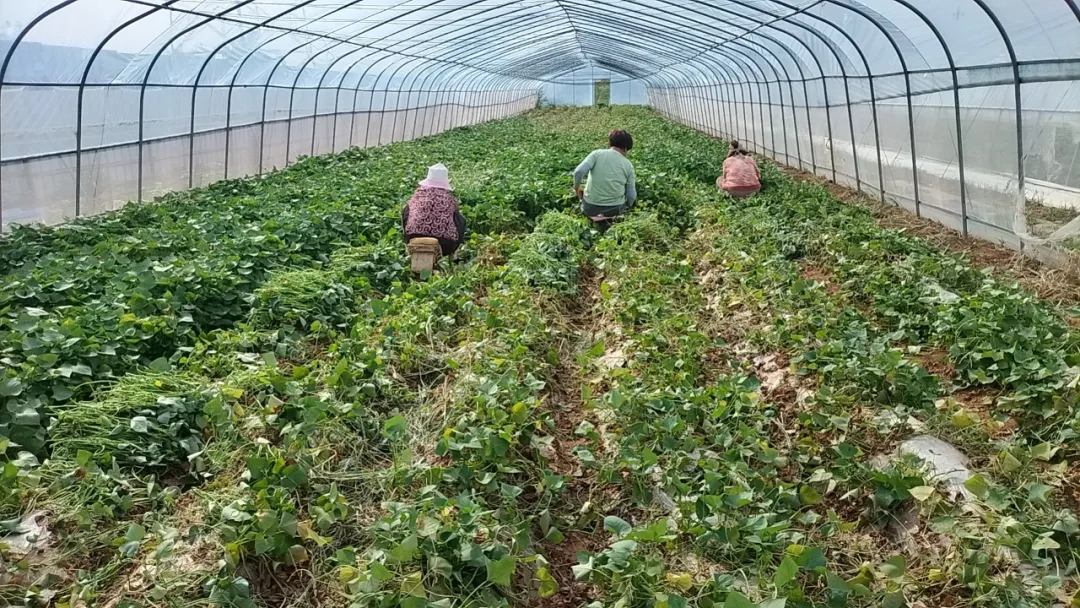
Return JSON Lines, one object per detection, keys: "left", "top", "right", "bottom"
{"left": 404, "top": 186, "right": 461, "bottom": 242}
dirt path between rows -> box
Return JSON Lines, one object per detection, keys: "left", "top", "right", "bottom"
{"left": 534, "top": 263, "right": 606, "bottom": 608}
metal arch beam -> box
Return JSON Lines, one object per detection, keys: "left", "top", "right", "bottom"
{"left": 192, "top": 0, "right": 378, "bottom": 183}
{"left": 0, "top": 0, "right": 81, "bottom": 224}
{"left": 116, "top": 0, "right": 577, "bottom": 83}
{"left": 221, "top": 0, "right": 374, "bottom": 179}
{"left": 857, "top": 0, "right": 968, "bottom": 230}
{"left": 7, "top": 0, "right": 1080, "bottom": 234}
{"left": 279, "top": 0, "right": 466, "bottom": 166}
{"left": 399, "top": 64, "right": 533, "bottom": 142}
{"left": 116, "top": 0, "right": 842, "bottom": 86}
{"left": 628, "top": 1, "right": 831, "bottom": 79}
{"left": 682, "top": 0, "right": 864, "bottom": 184}
{"left": 580, "top": 0, "right": 869, "bottom": 191}
{"left": 134, "top": 0, "right": 263, "bottom": 203}
{"left": 565, "top": 0, "right": 819, "bottom": 80}
{"left": 250, "top": 0, "right": 578, "bottom": 168}
{"left": 311, "top": 2, "right": 570, "bottom": 143}
{"left": 446, "top": 34, "right": 581, "bottom": 80}
{"left": 187, "top": 0, "right": 334, "bottom": 188}
{"left": 75, "top": 1, "right": 182, "bottom": 214}
{"left": 749, "top": 0, "right": 889, "bottom": 201}
{"left": 885, "top": 0, "right": 967, "bottom": 230}
{"left": 556, "top": 9, "right": 783, "bottom": 151}
{"left": 576, "top": 0, "right": 845, "bottom": 174}
{"left": 676, "top": 0, "right": 842, "bottom": 173}
{"left": 276, "top": 0, "right": 579, "bottom": 164}
{"left": 249, "top": 0, "right": 836, "bottom": 183}
{"left": 371, "top": 7, "right": 568, "bottom": 68}
{"left": 813, "top": 0, "right": 921, "bottom": 211}
{"left": 330, "top": 20, "right": 578, "bottom": 144}
{"left": 965, "top": 0, "right": 1026, "bottom": 242}
{"left": 641, "top": 0, "right": 879, "bottom": 193}
{"left": 328, "top": 12, "right": 572, "bottom": 108}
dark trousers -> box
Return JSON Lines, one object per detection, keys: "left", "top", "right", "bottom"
{"left": 580, "top": 201, "right": 627, "bottom": 233}
{"left": 401, "top": 205, "right": 466, "bottom": 256}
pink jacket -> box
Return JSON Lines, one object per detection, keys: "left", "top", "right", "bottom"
{"left": 720, "top": 155, "right": 760, "bottom": 191}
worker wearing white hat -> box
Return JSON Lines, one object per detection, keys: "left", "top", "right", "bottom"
{"left": 401, "top": 163, "right": 467, "bottom": 258}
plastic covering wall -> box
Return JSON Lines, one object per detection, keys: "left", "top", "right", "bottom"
{"left": 0, "top": 1, "right": 543, "bottom": 231}
{"left": 642, "top": 1, "right": 1080, "bottom": 260}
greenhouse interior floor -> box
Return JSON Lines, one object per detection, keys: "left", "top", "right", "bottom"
{"left": 2, "top": 106, "right": 1079, "bottom": 608}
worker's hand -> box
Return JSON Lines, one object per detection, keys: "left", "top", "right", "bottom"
{"left": 575, "top": 187, "right": 584, "bottom": 200}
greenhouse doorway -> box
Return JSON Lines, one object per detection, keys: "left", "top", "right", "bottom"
{"left": 594, "top": 79, "right": 611, "bottom": 107}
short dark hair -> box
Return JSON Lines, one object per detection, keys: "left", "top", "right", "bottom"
{"left": 609, "top": 130, "right": 633, "bottom": 151}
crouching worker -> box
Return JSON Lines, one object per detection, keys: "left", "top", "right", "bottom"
{"left": 574, "top": 130, "right": 637, "bottom": 233}
{"left": 402, "top": 163, "right": 466, "bottom": 273}
{"left": 718, "top": 141, "right": 760, "bottom": 198}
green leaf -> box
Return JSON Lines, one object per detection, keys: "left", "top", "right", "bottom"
{"left": 1027, "top": 483, "right": 1053, "bottom": 504}
{"left": 908, "top": 486, "right": 935, "bottom": 501}
{"left": 537, "top": 567, "right": 558, "bottom": 598}
{"left": 389, "top": 534, "right": 418, "bottom": 563}
{"left": 428, "top": 556, "right": 453, "bottom": 579}
{"left": 724, "top": 591, "right": 756, "bottom": 608}
{"left": 604, "top": 515, "right": 632, "bottom": 538}
{"left": 369, "top": 561, "right": 393, "bottom": 582}
{"left": 797, "top": 547, "right": 827, "bottom": 571}
{"left": 1031, "top": 442, "right": 1059, "bottom": 461}
{"left": 665, "top": 572, "right": 693, "bottom": 592}
{"left": 606, "top": 540, "right": 637, "bottom": 568}
{"left": 963, "top": 473, "right": 990, "bottom": 499}
{"left": 400, "top": 571, "right": 425, "bottom": 597}
{"left": 285, "top": 545, "right": 308, "bottom": 565}
{"left": 775, "top": 556, "right": 799, "bottom": 588}
{"left": 880, "top": 555, "right": 906, "bottom": 580}
{"left": 261, "top": 352, "right": 278, "bottom": 368}
{"left": 0, "top": 378, "right": 23, "bottom": 397}
{"left": 382, "top": 415, "right": 407, "bottom": 441}
{"left": 760, "top": 601, "right": 787, "bottom": 608}
{"left": 1032, "top": 534, "right": 1061, "bottom": 551}
{"left": 149, "top": 357, "right": 171, "bottom": 372}
{"left": 881, "top": 592, "right": 906, "bottom": 608}
{"left": 798, "top": 484, "right": 821, "bottom": 505}
{"left": 487, "top": 555, "right": 516, "bottom": 586}
{"left": 130, "top": 416, "right": 151, "bottom": 433}
{"left": 125, "top": 524, "right": 146, "bottom": 542}
{"left": 571, "top": 556, "right": 594, "bottom": 580}
{"left": 1000, "top": 451, "right": 1023, "bottom": 473}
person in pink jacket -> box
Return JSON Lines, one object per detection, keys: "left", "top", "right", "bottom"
{"left": 718, "top": 141, "right": 760, "bottom": 198}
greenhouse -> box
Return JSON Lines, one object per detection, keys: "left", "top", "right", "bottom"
{"left": 2, "top": 1, "right": 1080, "bottom": 607}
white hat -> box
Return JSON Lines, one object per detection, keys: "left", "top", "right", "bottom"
{"left": 419, "top": 163, "right": 452, "bottom": 191}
